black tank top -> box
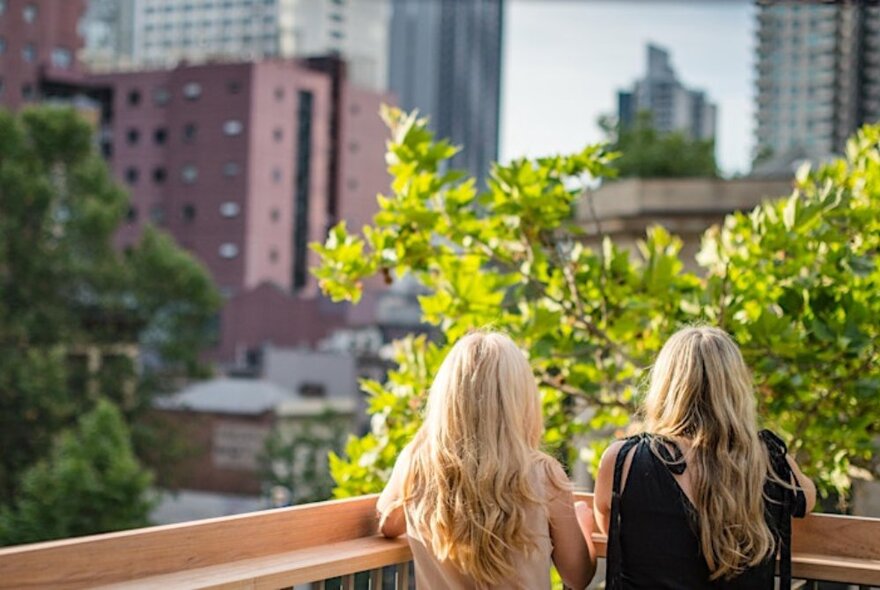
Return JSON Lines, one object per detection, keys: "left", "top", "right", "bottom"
{"left": 606, "top": 430, "right": 807, "bottom": 590}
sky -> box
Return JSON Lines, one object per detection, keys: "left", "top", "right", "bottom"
{"left": 500, "top": 0, "right": 756, "bottom": 176}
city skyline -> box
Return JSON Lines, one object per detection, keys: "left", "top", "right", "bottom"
{"left": 502, "top": 0, "right": 754, "bottom": 176}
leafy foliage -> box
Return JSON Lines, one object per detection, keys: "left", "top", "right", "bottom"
{"left": 316, "top": 107, "right": 879, "bottom": 500}
{"left": 0, "top": 107, "right": 220, "bottom": 509}
{"left": 0, "top": 400, "right": 154, "bottom": 545}
{"left": 600, "top": 111, "right": 718, "bottom": 178}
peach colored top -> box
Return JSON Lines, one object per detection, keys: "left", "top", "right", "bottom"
{"left": 402, "top": 463, "right": 556, "bottom": 590}
{"left": 377, "top": 448, "right": 590, "bottom": 590}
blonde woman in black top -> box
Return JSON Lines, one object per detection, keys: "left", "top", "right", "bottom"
{"left": 593, "top": 327, "right": 816, "bottom": 589}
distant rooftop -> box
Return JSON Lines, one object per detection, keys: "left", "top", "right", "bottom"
{"left": 156, "top": 378, "right": 295, "bottom": 415}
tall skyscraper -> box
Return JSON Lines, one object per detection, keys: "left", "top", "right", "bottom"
{"left": 618, "top": 44, "right": 717, "bottom": 141}
{"left": 754, "top": 1, "right": 880, "bottom": 164}
{"left": 388, "top": 0, "right": 504, "bottom": 187}
{"left": 80, "top": 0, "right": 391, "bottom": 91}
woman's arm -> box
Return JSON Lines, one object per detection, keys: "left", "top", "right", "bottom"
{"left": 786, "top": 455, "right": 817, "bottom": 515}
{"left": 376, "top": 447, "right": 410, "bottom": 538}
{"left": 593, "top": 440, "right": 630, "bottom": 535}
{"left": 547, "top": 461, "right": 596, "bottom": 590}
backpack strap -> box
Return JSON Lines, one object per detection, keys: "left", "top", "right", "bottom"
{"left": 759, "top": 430, "right": 797, "bottom": 590}
{"left": 605, "top": 435, "right": 643, "bottom": 590}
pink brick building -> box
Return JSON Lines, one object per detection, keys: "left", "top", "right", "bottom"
{"left": 0, "top": 0, "right": 85, "bottom": 109}
{"left": 94, "top": 60, "right": 392, "bottom": 364}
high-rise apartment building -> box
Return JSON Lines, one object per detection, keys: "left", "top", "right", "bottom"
{"left": 80, "top": 0, "right": 391, "bottom": 91}
{"left": 97, "top": 61, "right": 336, "bottom": 296}
{"left": 92, "top": 57, "right": 392, "bottom": 366}
{"left": 618, "top": 44, "right": 717, "bottom": 141}
{"left": 80, "top": 0, "right": 136, "bottom": 69}
{"left": 754, "top": 1, "right": 880, "bottom": 163}
{"left": 388, "top": 0, "right": 503, "bottom": 187}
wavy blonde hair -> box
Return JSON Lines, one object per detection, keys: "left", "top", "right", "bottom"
{"left": 402, "top": 331, "right": 565, "bottom": 586}
{"left": 643, "top": 326, "right": 775, "bottom": 580}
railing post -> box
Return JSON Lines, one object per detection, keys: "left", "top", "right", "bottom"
{"left": 395, "top": 562, "right": 411, "bottom": 590}
{"left": 369, "top": 567, "right": 383, "bottom": 589}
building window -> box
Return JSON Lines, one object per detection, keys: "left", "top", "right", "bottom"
{"left": 348, "top": 141, "right": 359, "bottom": 153}
{"left": 128, "top": 89, "right": 142, "bottom": 106}
{"left": 125, "top": 167, "right": 139, "bottom": 185}
{"left": 0, "top": 1, "right": 5, "bottom": 16}
{"left": 21, "top": 84, "right": 35, "bottom": 101}
{"left": 299, "top": 383, "right": 326, "bottom": 398}
{"left": 347, "top": 178, "right": 358, "bottom": 191}
{"left": 223, "top": 120, "right": 244, "bottom": 136}
{"left": 227, "top": 80, "right": 241, "bottom": 94}
{"left": 273, "top": 127, "right": 283, "bottom": 142}
{"left": 126, "top": 206, "right": 138, "bottom": 224}
{"left": 182, "top": 204, "right": 196, "bottom": 223}
{"left": 220, "top": 202, "right": 240, "bottom": 218}
{"left": 153, "top": 87, "right": 170, "bottom": 106}
{"left": 274, "top": 87, "right": 285, "bottom": 101}
{"left": 21, "top": 44, "right": 35, "bottom": 62}
{"left": 181, "top": 165, "right": 198, "bottom": 184}
{"left": 126, "top": 128, "right": 141, "bottom": 145}
{"left": 22, "top": 4, "right": 37, "bottom": 23}
{"left": 182, "top": 82, "right": 202, "bottom": 100}
{"left": 101, "top": 140, "right": 113, "bottom": 158}
{"left": 150, "top": 205, "right": 165, "bottom": 224}
{"left": 293, "top": 90, "right": 313, "bottom": 291}
{"left": 219, "top": 243, "right": 239, "bottom": 259}
{"left": 0, "top": 38, "right": 6, "bottom": 56}
{"left": 223, "top": 161, "right": 240, "bottom": 177}
{"left": 152, "top": 167, "right": 167, "bottom": 184}
{"left": 51, "top": 47, "right": 72, "bottom": 69}
{"left": 154, "top": 127, "right": 168, "bottom": 145}
{"left": 183, "top": 122, "right": 197, "bottom": 143}
{"left": 271, "top": 167, "right": 282, "bottom": 183}
{"left": 269, "top": 248, "right": 279, "bottom": 263}
{"left": 270, "top": 208, "right": 280, "bottom": 222}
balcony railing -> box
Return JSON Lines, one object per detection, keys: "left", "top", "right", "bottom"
{"left": 0, "top": 493, "right": 878, "bottom": 589}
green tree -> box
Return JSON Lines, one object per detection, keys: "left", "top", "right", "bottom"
{"left": 0, "top": 399, "right": 154, "bottom": 545}
{"left": 0, "top": 107, "right": 220, "bottom": 504}
{"left": 600, "top": 111, "right": 718, "bottom": 178}
{"left": 315, "top": 107, "right": 879, "bottom": 500}
{"left": 258, "top": 410, "right": 351, "bottom": 505}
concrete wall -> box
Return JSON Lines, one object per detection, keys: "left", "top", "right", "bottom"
{"left": 263, "top": 347, "right": 358, "bottom": 399}
{"left": 576, "top": 177, "right": 794, "bottom": 267}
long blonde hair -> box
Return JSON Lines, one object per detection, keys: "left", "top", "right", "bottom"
{"left": 402, "top": 331, "right": 565, "bottom": 586}
{"left": 642, "top": 326, "right": 775, "bottom": 580}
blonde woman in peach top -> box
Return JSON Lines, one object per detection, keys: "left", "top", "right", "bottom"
{"left": 378, "top": 331, "right": 596, "bottom": 589}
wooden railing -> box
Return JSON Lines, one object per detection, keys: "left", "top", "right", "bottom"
{"left": 0, "top": 493, "right": 878, "bottom": 589}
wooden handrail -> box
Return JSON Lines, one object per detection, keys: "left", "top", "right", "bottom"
{"left": 0, "top": 493, "right": 878, "bottom": 589}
